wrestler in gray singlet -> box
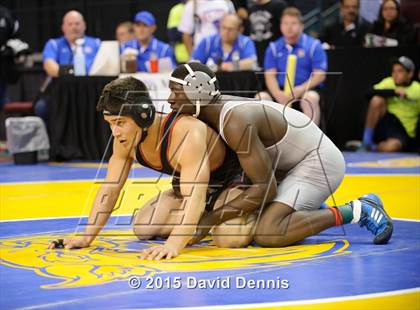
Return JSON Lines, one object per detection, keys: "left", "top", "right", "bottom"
{"left": 219, "top": 100, "right": 346, "bottom": 211}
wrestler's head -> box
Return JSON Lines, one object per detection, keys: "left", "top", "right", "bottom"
{"left": 169, "top": 62, "right": 220, "bottom": 117}
{"left": 97, "top": 77, "right": 155, "bottom": 147}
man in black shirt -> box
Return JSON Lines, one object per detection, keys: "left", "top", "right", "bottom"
{"left": 321, "top": 0, "right": 370, "bottom": 48}
{"left": 248, "top": 0, "right": 287, "bottom": 67}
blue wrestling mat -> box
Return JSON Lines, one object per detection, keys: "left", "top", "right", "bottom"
{"left": 1, "top": 152, "right": 419, "bottom": 309}
{"left": 0, "top": 217, "right": 419, "bottom": 309}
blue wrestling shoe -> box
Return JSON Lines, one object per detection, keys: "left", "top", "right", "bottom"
{"left": 357, "top": 193, "right": 393, "bottom": 244}
{"left": 319, "top": 202, "right": 329, "bottom": 209}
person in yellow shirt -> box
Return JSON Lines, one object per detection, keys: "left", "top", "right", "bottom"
{"left": 360, "top": 56, "right": 420, "bottom": 152}
{"left": 167, "top": 1, "right": 189, "bottom": 63}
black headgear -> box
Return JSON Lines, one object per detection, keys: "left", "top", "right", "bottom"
{"left": 100, "top": 91, "right": 155, "bottom": 143}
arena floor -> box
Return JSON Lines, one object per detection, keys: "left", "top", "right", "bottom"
{"left": 1, "top": 152, "right": 419, "bottom": 309}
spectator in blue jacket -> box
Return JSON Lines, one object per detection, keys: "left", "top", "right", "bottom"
{"left": 121, "top": 11, "right": 176, "bottom": 72}
{"left": 192, "top": 14, "right": 257, "bottom": 71}
{"left": 42, "top": 10, "right": 100, "bottom": 77}
{"left": 263, "top": 7, "right": 327, "bottom": 126}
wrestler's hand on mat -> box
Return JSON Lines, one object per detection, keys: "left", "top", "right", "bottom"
{"left": 63, "top": 236, "right": 91, "bottom": 249}
{"left": 47, "top": 236, "right": 90, "bottom": 250}
{"left": 140, "top": 244, "right": 179, "bottom": 260}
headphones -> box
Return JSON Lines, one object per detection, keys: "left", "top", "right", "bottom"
{"left": 169, "top": 63, "right": 220, "bottom": 117}
{"left": 101, "top": 91, "right": 156, "bottom": 143}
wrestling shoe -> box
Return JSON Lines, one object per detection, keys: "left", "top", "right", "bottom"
{"left": 319, "top": 202, "right": 329, "bottom": 209}
{"left": 356, "top": 193, "right": 393, "bottom": 244}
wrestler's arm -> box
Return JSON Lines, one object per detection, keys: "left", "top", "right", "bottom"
{"left": 48, "top": 139, "right": 133, "bottom": 249}
{"left": 140, "top": 120, "right": 210, "bottom": 259}
{"left": 197, "top": 114, "right": 277, "bottom": 229}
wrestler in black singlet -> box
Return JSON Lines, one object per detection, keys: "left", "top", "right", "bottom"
{"left": 135, "top": 112, "right": 245, "bottom": 211}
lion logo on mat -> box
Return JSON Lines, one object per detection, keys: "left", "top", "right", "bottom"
{"left": 0, "top": 231, "right": 350, "bottom": 289}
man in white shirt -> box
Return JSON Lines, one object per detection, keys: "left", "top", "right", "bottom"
{"left": 178, "top": 0, "right": 235, "bottom": 56}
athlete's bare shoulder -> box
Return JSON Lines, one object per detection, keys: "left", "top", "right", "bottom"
{"left": 220, "top": 98, "right": 288, "bottom": 148}
{"left": 168, "top": 115, "right": 208, "bottom": 152}
{"left": 166, "top": 114, "right": 210, "bottom": 169}
{"left": 173, "top": 114, "right": 207, "bottom": 134}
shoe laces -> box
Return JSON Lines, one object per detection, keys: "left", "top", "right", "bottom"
{"left": 359, "top": 214, "right": 379, "bottom": 235}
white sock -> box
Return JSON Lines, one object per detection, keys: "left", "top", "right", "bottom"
{"left": 350, "top": 200, "right": 362, "bottom": 223}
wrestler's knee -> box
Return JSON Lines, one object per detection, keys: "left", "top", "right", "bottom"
{"left": 254, "top": 203, "right": 291, "bottom": 234}
{"left": 254, "top": 202, "right": 295, "bottom": 247}
{"left": 254, "top": 234, "right": 292, "bottom": 247}
{"left": 133, "top": 224, "right": 171, "bottom": 241}
{"left": 213, "top": 235, "right": 252, "bottom": 248}
{"left": 133, "top": 225, "right": 156, "bottom": 240}
{"left": 254, "top": 218, "right": 284, "bottom": 247}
